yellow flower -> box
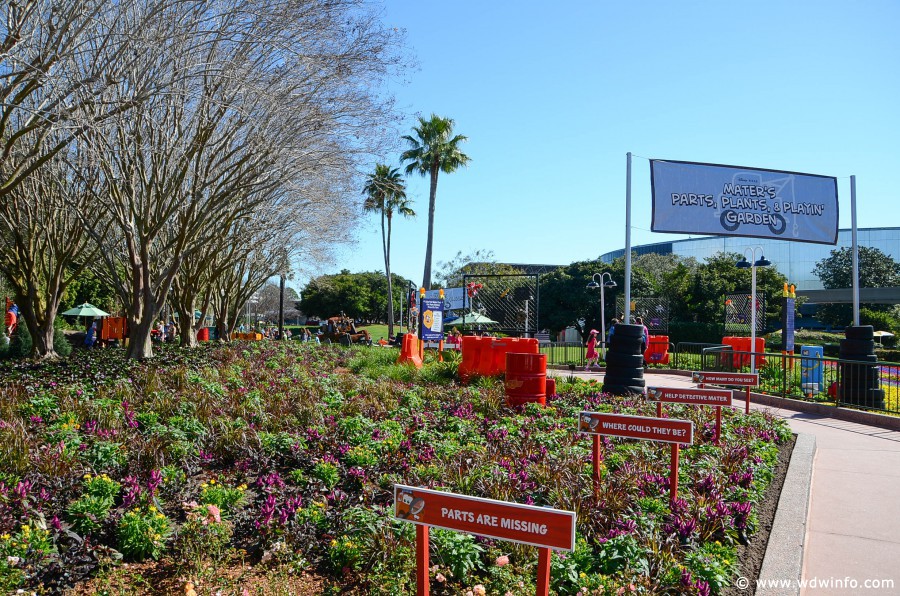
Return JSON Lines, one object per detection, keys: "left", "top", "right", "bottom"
{"left": 238, "top": 484, "right": 247, "bottom": 491}
{"left": 580, "top": 572, "right": 587, "bottom": 578}
{"left": 201, "top": 483, "right": 208, "bottom": 489}
{"left": 209, "top": 479, "right": 216, "bottom": 485}
{"left": 1, "top": 534, "right": 10, "bottom": 541}
{"left": 149, "top": 505, "right": 157, "bottom": 512}
{"left": 20, "top": 525, "right": 29, "bottom": 534}
{"left": 156, "top": 514, "right": 165, "bottom": 519}
{"left": 74, "top": 424, "right": 81, "bottom": 430}
{"left": 83, "top": 473, "right": 92, "bottom": 480}
{"left": 330, "top": 539, "right": 338, "bottom": 547}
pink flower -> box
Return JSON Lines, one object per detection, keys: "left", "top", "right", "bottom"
{"left": 473, "top": 587, "right": 486, "bottom": 596}
{"left": 435, "top": 573, "right": 446, "bottom": 583}
{"left": 495, "top": 555, "right": 510, "bottom": 567}
{"left": 206, "top": 504, "right": 221, "bottom": 524}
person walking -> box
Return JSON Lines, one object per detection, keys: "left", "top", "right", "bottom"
{"left": 635, "top": 317, "right": 650, "bottom": 364}
{"left": 607, "top": 318, "right": 618, "bottom": 344}
{"left": 84, "top": 321, "right": 98, "bottom": 349}
{"left": 585, "top": 329, "right": 600, "bottom": 371}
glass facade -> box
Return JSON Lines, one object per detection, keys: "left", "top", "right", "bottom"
{"left": 599, "top": 227, "right": 900, "bottom": 291}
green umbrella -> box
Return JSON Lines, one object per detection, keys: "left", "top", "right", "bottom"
{"left": 61, "top": 303, "right": 109, "bottom": 318}
{"left": 446, "top": 312, "right": 498, "bottom": 327}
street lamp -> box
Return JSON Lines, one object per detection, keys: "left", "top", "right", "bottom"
{"left": 587, "top": 272, "right": 617, "bottom": 357}
{"left": 735, "top": 249, "right": 772, "bottom": 374}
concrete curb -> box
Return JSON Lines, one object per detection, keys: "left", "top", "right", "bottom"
{"left": 756, "top": 433, "right": 816, "bottom": 595}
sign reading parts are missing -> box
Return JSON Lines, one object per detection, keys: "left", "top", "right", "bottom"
{"left": 650, "top": 160, "right": 838, "bottom": 245}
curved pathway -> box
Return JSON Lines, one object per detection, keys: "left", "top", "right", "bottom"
{"left": 553, "top": 369, "right": 900, "bottom": 595}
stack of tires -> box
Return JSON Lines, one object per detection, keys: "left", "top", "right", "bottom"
{"left": 838, "top": 325, "right": 885, "bottom": 409}
{"left": 602, "top": 323, "right": 645, "bottom": 396}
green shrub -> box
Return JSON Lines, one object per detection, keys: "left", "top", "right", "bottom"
{"left": 431, "top": 529, "right": 484, "bottom": 581}
{"left": 3, "top": 324, "right": 71, "bottom": 359}
{"left": 117, "top": 506, "right": 171, "bottom": 561}
{"left": 199, "top": 480, "right": 246, "bottom": 515}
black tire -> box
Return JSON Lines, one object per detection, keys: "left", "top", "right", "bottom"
{"left": 604, "top": 366, "right": 644, "bottom": 379}
{"left": 611, "top": 324, "right": 644, "bottom": 339}
{"left": 602, "top": 384, "right": 645, "bottom": 396}
{"left": 610, "top": 337, "right": 643, "bottom": 351}
{"left": 604, "top": 375, "right": 645, "bottom": 387}
{"left": 840, "top": 339, "right": 875, "bottom": 354}
{"left": 845, "top": 325, "right": 875, "bottom": 340}
{"left": 604, "top": 352, "right": 644, "bottom": 367}
{"left": 838, "top": 352, "right": 878, "bottom": 362}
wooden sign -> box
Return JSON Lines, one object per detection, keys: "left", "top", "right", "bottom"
{"left": 394, "top": 485, "right": 576, "bottom": 551}
{"left": 578, "top": 412, "right": 693, "bottom": 445}
{"left": 691, "top": 371, "right": 758, "bottom": 386}
{"left": 647, "top": 386, "right": 732, "bottom": 407}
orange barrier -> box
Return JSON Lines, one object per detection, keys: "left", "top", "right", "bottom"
{"left": 505, "top": 353, "right": 547, "bottom": 407}
{"left": 100, "top": 317, "right": 127, "bottom": 341}
{"left": 644, "top": 335, "right": 670, "bottom": 364}
{"left": 546, "top": 377, "right": 557, "bottom": 396}
{"left": 197, "top": 327, "right": 209, "bottom": 341}
{"left": 396, "top": 333, "right": 423, "bottom": 369}
{"left": 721, "top": 336, "right": 765, "bottom": 368}
{"left": 458, "top": 336, "right": 540, "bottom": 380}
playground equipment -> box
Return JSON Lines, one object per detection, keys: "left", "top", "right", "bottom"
{"left": 319, "top": 315, "right": 372, "bottom": 346}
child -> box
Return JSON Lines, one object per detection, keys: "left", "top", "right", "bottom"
{"left": 585, "top": 329, "right": 600, "bottom": 371}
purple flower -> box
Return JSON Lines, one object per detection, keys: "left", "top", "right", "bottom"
{"left": 730, "top": 501, "right": 753, "bottom": 530}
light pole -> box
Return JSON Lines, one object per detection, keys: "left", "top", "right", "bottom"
{"left": 736, "top": 249, "right": 771, "bottom": 374}
{"left": 587, "top": 272, "right": 617, "bottom": 357}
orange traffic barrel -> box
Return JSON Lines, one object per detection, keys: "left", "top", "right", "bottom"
{"left": 645, "top": 335, "right": 670, "bottom": 364}
{"left": 505, "top": 352, "right": 547, "bottom": 407}
{"left": 546, "top": 377, "right": 557, "bottom": 397}
{"left": 197, "top": 327, "right": 210, "bottom": 342}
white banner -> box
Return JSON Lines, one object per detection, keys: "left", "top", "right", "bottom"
{"left": 650, "top": 160, "right": 838, "bottom": 245}
{"left": 424, "top": 287, "right": 469, "bottom": 311}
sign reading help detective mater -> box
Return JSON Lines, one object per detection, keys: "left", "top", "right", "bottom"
{"left": 393, "top": 485, "right": 576, "bottom": 551}
{"left": 646, "top": 386, "right": 733, "bottom": 407}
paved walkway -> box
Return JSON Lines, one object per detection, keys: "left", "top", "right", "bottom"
{"left": 551, "top": 369, "right": 900, "bottom": 595}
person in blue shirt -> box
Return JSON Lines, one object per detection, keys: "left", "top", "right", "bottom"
{"left": 84, "top": 321, "right": 98, "bottom": 348}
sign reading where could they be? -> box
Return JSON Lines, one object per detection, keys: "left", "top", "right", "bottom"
{"left": 578, "top": 412, "right": 693, "bottom": 445}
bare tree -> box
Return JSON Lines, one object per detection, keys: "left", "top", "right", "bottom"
{"left": 0, "top": 0, "right": 185, "bottom": 198}
{"left": 81, "top": 0, "right": 404, "bottom": 358}
{"left": 0, "top": 146, "right": 101, "bottom": 358}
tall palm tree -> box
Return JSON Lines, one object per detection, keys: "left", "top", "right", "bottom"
{"left": 363, "top": 164, "right": 414, "bottom": 338}
{"left": 400, "top": 114, "right": 470, "bottom": 290}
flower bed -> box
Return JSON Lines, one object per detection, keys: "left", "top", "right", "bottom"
{"left": 0, "top": 343, "right": 790, "bottom": 594}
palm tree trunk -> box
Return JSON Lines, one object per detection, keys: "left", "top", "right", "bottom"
{"left": 385, "top": 213, "right": 394, "bottom": 338}
{"left": 422, "top": 164, "right": 440, "bottom": 290}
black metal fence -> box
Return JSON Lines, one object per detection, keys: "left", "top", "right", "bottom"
{"left": 682, "top": 348, "right": 899, "bottom": 416}
{"left": 539, "top": 341, "right": 900, "bottom": 416}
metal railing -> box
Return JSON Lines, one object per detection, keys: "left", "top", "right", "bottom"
{"left": 541, "top": 341, "right": 587, "bottom": 366}
{"left": 703, "top": 349, "right": 899, "bottom": 416}
{"left": 538, "top": 341, "right": 899, "bottom": 416}
{"left": 672, "top": 342, "right": 730, "bottom": 370}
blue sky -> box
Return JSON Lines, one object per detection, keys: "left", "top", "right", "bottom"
{"left": 325, "top": 0, "right": 899, "bottom": 288}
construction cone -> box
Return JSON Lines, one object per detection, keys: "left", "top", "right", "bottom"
{"left": 396, "top": 333, "right": 423, "bottom": 369}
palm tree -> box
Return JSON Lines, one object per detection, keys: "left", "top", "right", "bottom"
{"left": 400, "top": 114, "right": 470, "bottom": 290}
{"left": 363, "top": 164, "right": 415, "bottom": 338}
